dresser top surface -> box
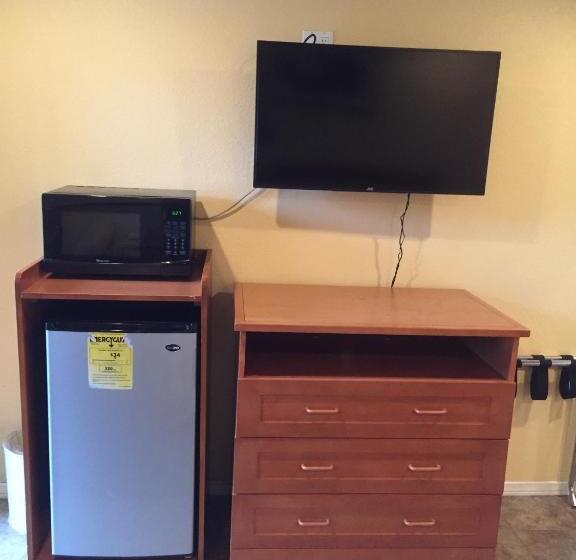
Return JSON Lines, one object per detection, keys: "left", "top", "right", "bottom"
{"left": 235, "top": 283, "right": 529, "bottom": 337}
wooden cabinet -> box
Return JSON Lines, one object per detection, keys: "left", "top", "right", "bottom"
{"left": 15, "top": 251, "right": 211, "bottom": 560}
{"left": 230, "top": 283, "right": 529, "bottom": 559}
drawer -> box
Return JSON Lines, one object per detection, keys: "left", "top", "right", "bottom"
{"left": 236, "top": 378, "right": 515, "bottom": 439}
{"left": 230, "top": 549, "right": 495, "bottom": 560}
{"left": 233, "top": 438, "right": 508, "bottom": 495}
{"left": 231, "top": 494, "right": 501, "bottom": 550}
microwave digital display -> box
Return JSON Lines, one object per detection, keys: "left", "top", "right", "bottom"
{"left": 61, "top": 211, "right": 142, "bottom": 258}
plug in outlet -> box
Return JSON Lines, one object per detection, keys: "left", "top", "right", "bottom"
{"left": 302, "top": 31, "right": 333, "bottom": 44}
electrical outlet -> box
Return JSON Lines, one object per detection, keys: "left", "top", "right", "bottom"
{"left": 302, "top": 31, "right": 333, "bottom": 44}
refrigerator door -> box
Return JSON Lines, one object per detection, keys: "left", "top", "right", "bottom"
{"left": 46, "top": 324, "right": 197, "bottom": 557}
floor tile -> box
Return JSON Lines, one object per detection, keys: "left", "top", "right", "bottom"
{"left": 496, "top": 525, "right": 536, "bottom": 560}
{"left": 514, "top": 529, "right": 576, "bottom": 560}
{"left": 501, "top": 496, "right": 576, "bottom": 532}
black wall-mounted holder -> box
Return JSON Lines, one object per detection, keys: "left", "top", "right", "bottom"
{"left": 530, "top": 355, "right": 551, "bottom": 401}
{"left": 516, "top": 355, "right": 576, "bottom": 401}
{"left": 560, "top": 356, "right": 576, "bottom": 399}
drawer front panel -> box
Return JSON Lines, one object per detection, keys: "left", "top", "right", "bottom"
{"left": 233, "top": 438, "right": 508, "bottom": 495}
{"left": 236, "top": 378, "right": 515, "bottom": 439}
{"left": 231, "top": 549, "right": 495, "bottom": 560}
{"left": 231, "top": 494, "right": 501, "bottom": 550}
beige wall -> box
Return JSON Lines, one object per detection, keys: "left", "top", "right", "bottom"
{"left": 1, "top": 0, "right": 575, "bottom": 486}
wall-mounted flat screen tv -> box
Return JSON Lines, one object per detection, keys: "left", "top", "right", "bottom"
{"left": 254, "top": 41, "right": 500, "bottom": 195}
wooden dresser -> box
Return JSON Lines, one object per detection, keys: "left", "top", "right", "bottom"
{"left": 230, "top": 284, "right": 529, "bottom": 560}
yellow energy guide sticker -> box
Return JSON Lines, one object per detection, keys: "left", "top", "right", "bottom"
{"left": 87, "top": 332, "right": 133, "bottom": 390}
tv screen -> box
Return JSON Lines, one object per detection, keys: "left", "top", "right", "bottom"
{"left": 254, "top": 41, "right": 500, "bottom": 195}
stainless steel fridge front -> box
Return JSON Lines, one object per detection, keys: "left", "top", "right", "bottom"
{"left": 46, "top": 322, "right": 197, "bottom": 558}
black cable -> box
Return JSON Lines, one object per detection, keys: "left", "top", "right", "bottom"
{"left": 303, "top": 33, "right": 317, "bottom": 44}
{"left": 194, "top": 188, "right": 265, "bottom": 222}
{"left": 390, "top": 192, "right": 412, "bottom": 288}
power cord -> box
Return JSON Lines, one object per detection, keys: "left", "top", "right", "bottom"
{"left": 390, "top": 192, "right": 412, "bottom": 288}
{"left": 303, "top": 33, "right": 317, "bottom": 44}
{"left": 194, "top": 188, "right": 265, "bottom": 222}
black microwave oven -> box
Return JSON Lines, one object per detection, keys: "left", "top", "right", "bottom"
{"left": 41, "top": 186, "right": 196, "bottom": 277}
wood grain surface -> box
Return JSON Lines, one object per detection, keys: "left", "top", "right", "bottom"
{"left": 19, "top": 251, "right": 207, "bottom": 302}
{"left": 242, "top": 332, "right": 510, "bottom": 380}
{"left": 230, "top": 549, "right": 495, "bottom": 560}
{"left": 233, "top": 438, "right": 508, "bottom": 495}
{"left": 235, "top": 283, "right": 530, "bottom": 337}
{"left": 236, "top": 377, "right": 515, "bottom": 440}
{"left": 231, "top": 494, "right": 501, "bottom": 549}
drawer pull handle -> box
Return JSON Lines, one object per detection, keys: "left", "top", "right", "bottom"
{"left": 300, "top": 464, "right": 335, "bottom": 472}
{"left": 403, "top": 518, "right": 437, "bottom": 527}
{"left": 413, "top": 408, "right": 448, "bottom": 416}
{"left": 305, "top": 407, "right": 340, "bottom": 415}
{"left": 408, "top": 464, "right": 442, "bottom": 472}
{"left": 297, "top": 518, "right": 331, "bottom": 528}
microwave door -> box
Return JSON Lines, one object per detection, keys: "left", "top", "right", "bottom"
{"left": 61, "top": 210, "right": 143, "bottom": 261}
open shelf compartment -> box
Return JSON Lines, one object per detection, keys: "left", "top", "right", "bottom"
{"left": 242, "top": 332, "right": 516, "bottom": 380}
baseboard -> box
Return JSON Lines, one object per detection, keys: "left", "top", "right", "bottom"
{"left": 0, "top": 483, "right": 7, "bottom": 499}
{"left": 208, "top": 481, "right": 232, "bottom": 496}
{"left": 504, "top": 481, "right": 569, "bottom": 496}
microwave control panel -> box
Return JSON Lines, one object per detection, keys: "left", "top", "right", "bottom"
{"left": 164, "top": 218, "right": 188, "bottom": 258}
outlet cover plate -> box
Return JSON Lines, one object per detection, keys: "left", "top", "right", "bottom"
{"left": 302, "top": 31, "right": 333, "bottom": 44}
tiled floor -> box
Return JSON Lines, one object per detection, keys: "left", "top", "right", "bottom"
{"left": 498, "top": 496, "right": 576, "bottom": 559}
{"left": 2, "top": 496, "right": 576, "bottom": 559}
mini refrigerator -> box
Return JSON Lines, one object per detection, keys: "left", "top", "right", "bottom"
{"left": 46, "top": 321, "right": 197, "bottom": 558}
